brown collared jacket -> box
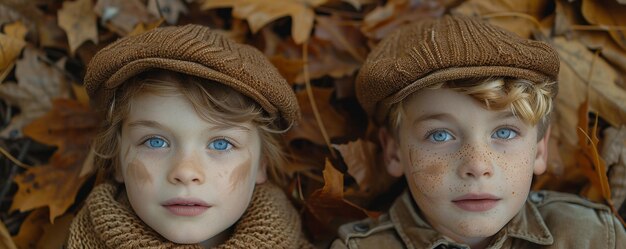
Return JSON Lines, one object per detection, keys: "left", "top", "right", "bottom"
{"left": 331, "top": 190, "right": 626, "bottom": 249}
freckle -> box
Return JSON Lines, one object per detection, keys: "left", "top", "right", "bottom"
{"left": 512, "top": 191, "right": 515, "bottom": 195}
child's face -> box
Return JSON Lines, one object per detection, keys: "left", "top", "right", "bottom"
{"left": 381, "top": 88, "right": 548, "bottom": 246}
{"left": 118, "top": 91, "right": 267, "bottom": 245}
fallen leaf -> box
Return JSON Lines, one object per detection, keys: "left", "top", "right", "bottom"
{"left": 3, "top": 21, "right": 27, "bottom": 39}
{"left": 361, "top": 0, "right": 445, "bottom": 40}
{"left": 147, "top": 0, "right": 188, "bottom": 25}
{"left": 315, "top": 15, "right": 367, "bottom": 62}
{"left": 305, "top": 159, "right": 379, "bottom": 226}
{"left": 128, "top": 18, "right": 165, "bottom": 36}
{"left": 58, "top": 0, "right": 98, "bottom": 56}
{"left": 37, "top": 213, "right": 74, "bottom": 249}
{"left": 333, "top": 139, "right": 395, "bottom": 196}
{"left": 11, "top": 99, "right": 99, "bottom": 221}
{"left": 285, "top": 87, "right": 348, "bottom": 146}
{"left": 94, "top": 0, "right": 159, "bottom": 35}
{"left": 38, "top": 14, "right": 69, "bottom": 51}
{"left": 0, "top": 220, "right": 16, "bottom": 249}
{"left": 0, "top": 25, "right": 25, "bottom": 82}
{"left": 12, "top": 208, "right": 47, "bottom": 249}
{"left": 552, "top": 37, "right": 626, "bottom": 147}
{"left": 452, "top": 0, "right": 552, "bottom": 38}
{"left": 0, "top": 47, "right": 71, "bottom": 138}
{"left": 581, "top": 0, "right": 626, "bottom": 51}
{"left": 200, "top": 0, "right": 328, "bottom": 44}
{"left": 576, "top": 100, "right": 611, "bottom": 203}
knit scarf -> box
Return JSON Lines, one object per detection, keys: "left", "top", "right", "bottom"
{"left": 67, "top": 182, "right": 313, "bottom": 249}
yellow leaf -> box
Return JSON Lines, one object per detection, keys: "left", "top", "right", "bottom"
{"left": 581, "top": 0, "right": 626, "bottom": 51}
{"left": 0, "top": 24, "right": 25, "bottom": 82}
{"left": 58, "top": 0, "right": 98, "bottom": 56}
{"left": 0, "top": 220, "right": 16, "bottom": 249}
{"left": 201, "top": 0, "right": 327, "bottom": 44}
{"left": 3, "top": 21, "right": 27, "bottom": 40}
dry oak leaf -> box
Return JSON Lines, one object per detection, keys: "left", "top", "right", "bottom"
{"left": 11, "top": 99, "right": 99, "bottom": 222}
{"left": 361, "top": 0, "right": 445, "bottom": 40}
{"left": 333, "top": 139, "right": 394, "bottom": 195}
{"left": 305, "top": 159, "right": 379, "bottom": 226}
{"left": 95, "top": 0, "right": 159, "bottom": 35}
{"left": 314, "top": 15, "right": 367, "bottom": 62}
{"left": 552, "top": 37, "right": 626, "bottom": 147}
{"left": 0, "top": 47, "right": 70, "bottom": 138}
{"left": 452, "top": 0, "right": 552, "bottom": 39}
{"left": 0, "top": 220, "right": 16, "bottom": 249}
{"left": 11, "top": 207, "right": 74, "bottom": 249}
{"left": 147, "top": 0, "right": 188, "bottom": 25}
{"left": 200, "top": 0, "right": 327, "bottom": 44}
{"left": 0, "top": 24, "right": 25, "bottom": 82}
{"left": 285, "top": 87, "right": 348, "bottom": 146}
{"left": 581, "top": 0, "right": 626, "bottom": 51}
{"left": 58, "top": 0, "right": 98, "bottom": 56}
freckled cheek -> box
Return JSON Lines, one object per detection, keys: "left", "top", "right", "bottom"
{"left": 407, "top": 148, "right": 450, "bottom": 197}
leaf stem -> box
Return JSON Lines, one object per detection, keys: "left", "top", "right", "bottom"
{"left": 302, "top": 42, "right": 338, "bottom": 159}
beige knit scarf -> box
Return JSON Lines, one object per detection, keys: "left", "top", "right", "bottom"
{"left": 67, "top": 182, "right": 313, "bottom": 249}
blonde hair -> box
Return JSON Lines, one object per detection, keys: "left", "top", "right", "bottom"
{"left": 387, "top": 77, "right": 555, "bottom": 140}
{"left": 93, "top": 70, "right": 289, "bottom": 186}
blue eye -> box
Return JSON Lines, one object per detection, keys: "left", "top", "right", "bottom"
{"left": 208, "top": 138, "right": 232, "bottom": 151}
{"left": 492, "top": 128, "right": 517, "bottom": 139}
{"left": 144, "top": 137, "right": 169, "bottom": 148}
{"left": 428, "top": 130, "right": 454, "bottom": 142}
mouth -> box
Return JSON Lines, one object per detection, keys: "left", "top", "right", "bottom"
{"left": 452, "top": 193, "right": 501, "bottom": 212}
{"left": 161, "top": 198, "right": 211, "bottom": 217}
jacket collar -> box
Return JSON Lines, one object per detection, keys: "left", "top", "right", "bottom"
{"left": 388, "top": 191, "right": 554, "bottom": 249}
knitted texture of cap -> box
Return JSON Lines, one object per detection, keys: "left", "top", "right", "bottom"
{"left": 67, "top": 182, "right": 314, "bottom": 249}
{"left": 84, "top": 24, "right": 299, "bottom": 127}
{"left": 356, "top": 15, "right": 560, "bottom": 123}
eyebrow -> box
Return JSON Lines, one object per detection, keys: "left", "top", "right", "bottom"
{"left": 126, "top": 120, "right": 251, "bottom": 133}
{"left": 412, "top": 113, "right": 456, "bottom": 125}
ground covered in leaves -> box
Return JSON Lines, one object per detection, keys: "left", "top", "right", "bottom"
{"left": 1, "top": 0, "right": 626, "bottom": 248}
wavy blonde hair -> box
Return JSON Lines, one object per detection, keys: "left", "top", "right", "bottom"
{"left": 388, "top": 77, "right": 556, "bottom": 140}
{"left": 92, "top": 70, "right": 289, "bottom": 186}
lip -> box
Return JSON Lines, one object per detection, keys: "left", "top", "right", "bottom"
{"left": 161, "top": 197, "right": 211, "bottom": 217}
{"left": 452, "top": 193, "right": 500, "bottom": 212}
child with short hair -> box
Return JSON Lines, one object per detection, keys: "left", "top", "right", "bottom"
{"left": 67, "top": 25, "right": 312, "bottom": 248}
{"left": 332, "top": 15, "right": 626, "bottom": 249}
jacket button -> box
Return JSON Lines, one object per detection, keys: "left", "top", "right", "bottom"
{"left": 353, "top": 223, "right": 370, "bottom": 233}
{"left": 530, "top": 192, "right": 544, "bottom": 203}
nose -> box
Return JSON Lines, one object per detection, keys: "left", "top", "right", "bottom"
{"left": 457, "top": 143, "right": 494, "bottom": 179}
{"left": 167, "top": 152, "right": 205, "bottom": 185}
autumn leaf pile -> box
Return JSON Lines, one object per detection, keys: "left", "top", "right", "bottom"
{"left": 1, "top": 0, "right": 626, "bottom": 248}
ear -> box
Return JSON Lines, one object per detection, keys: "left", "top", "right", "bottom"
{"left": 533, "top": 125, "right": 551, "bottom": 175}
{"left": 379, "top": 127, "right": 404, "bottom": 177}
{"left": 255, "top": 159, "right": 268, "bottom": 184}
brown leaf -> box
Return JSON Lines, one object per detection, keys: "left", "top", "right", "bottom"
{"left": 147, "top": 0, "right": 188, "bottom": 25}
{"left": 0, "top": 22, "right": 26, "bottom": 82}
{"left": 452, "top": 0, "right": 552, "bottom": 38}
{"left": 128, "top": 18, "right": 165, "bottom": 36}
{"left": 11, "top": 99, "right": 99, "bottom": 221}
{"left": 0, "top": 47, "right": 71, "bottom": 138}
{"left": 3, "top": 21, "right": 27, "bottom": 40}
{"left": 576, "top": 100, "right": 611, "bottom": 203}
{"left": 0, "top": 220, "right": 16, "bottom": 249}
{"left": 11, "top": 208, "right": 47, "bottom": 249}
{"left": 285, "top": 87, "right": 348, "bottom": 146}
{"left": 305, "top": 159, "right": 379, "bottom": 226}
{"left": 314, "top": 15, "right": 367, "bottom": 62}
{"left": 333, "top": 139, "right": 394, "bottom": 195}
{"left": 361, "top": 0, "right": 445, "bottom": 40}
{"left": 269, "top": 55, "right": 304, "bottom": 85}
{"left": 58, "top": 0, "right": 98, "bottom": 56}
{"left": 94, "top": 0, "right": 159, "bottom": 35}
{"left": 581, "top": 0, "right": 626, "bottom": 51}
{"left": 552, "top": 37, "right": 626, "bottom": 148}
{"left": 200, "top": 0, "right": 328, "bottom": 44}
{"left": 37, "top": 213, "right": 74, "bottom": 249}
{"left": 38, "top": 14, "right": 69, "bottom": 51}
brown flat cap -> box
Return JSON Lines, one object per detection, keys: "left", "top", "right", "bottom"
{"left": 85, "top": 24, "right": 299, "bottom": 127}
{"left": 356, "top": 15, "right": 560, "bottom": 124}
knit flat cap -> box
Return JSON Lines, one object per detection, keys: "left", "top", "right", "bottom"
{"left": 357, "top": 15, "right": 560, "bottom": 123}
{"left": 85, "top": 24, "right": 299, "bottom": 127}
